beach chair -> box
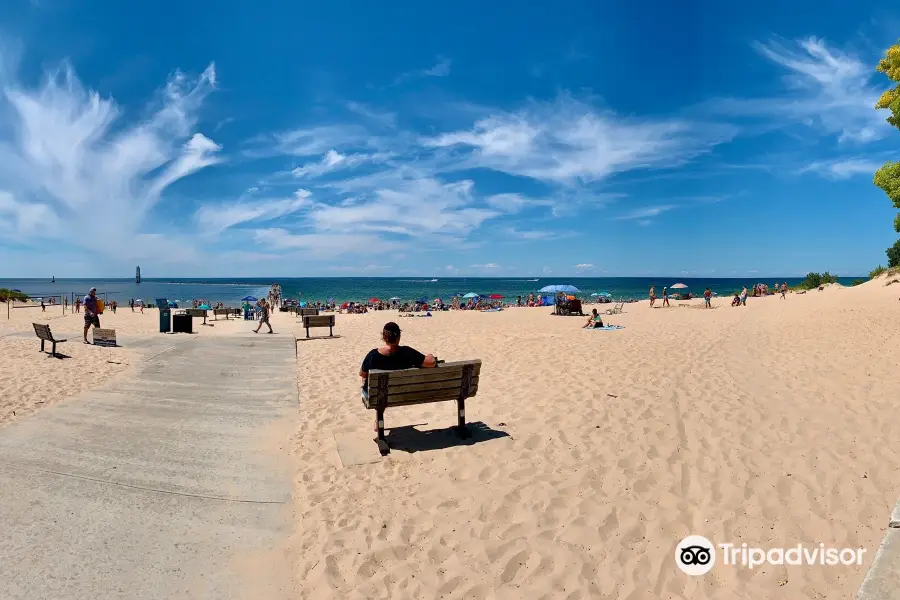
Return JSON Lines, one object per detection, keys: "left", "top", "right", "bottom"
{"left": 606, "top": 302, "right": 624, "bottom": 315}
{"left": 362, "top": 359, "right": 482, "bottom": 454}
{"left": 32, "top": 323, "right": 67, "bottom": 357}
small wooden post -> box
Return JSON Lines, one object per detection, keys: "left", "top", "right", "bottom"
{"left": 457, "top": 364, "right": 474, "bottom": 439}
{"left": 375, "top": 373, "right": 390, "bottom": 454}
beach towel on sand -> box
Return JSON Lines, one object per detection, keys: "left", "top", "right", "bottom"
{"left": 590, "top": 325, "right": 625, "bottom": 330}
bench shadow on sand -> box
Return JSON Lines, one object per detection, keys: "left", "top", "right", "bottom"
{"left": 385, "top": 421, "right": 509, "bottom": 453}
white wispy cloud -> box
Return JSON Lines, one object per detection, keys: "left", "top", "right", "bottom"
{"left": 195, "top": 189, "right": 312, "bottom": 232}
{"left": 291, "top": 149, "right": 391, "bottom": 179}
{"left": 798, "top": 157, "right": 885, "bottom": 179}
{"left": 393, "top": 57, "right": 453, "bottom": 85}
{"left": 705, "top": 37, "right": 888, "bottom": 143}
{"left": 575, "top": 263, "right": 594, "bottom": 269}
{"left": 0, "top": 54, "right": 219, "bottom": 255}
{"left": 425, "top": 97, "right": 734, "bottom": 184}
{"left": 614, "top": 205, "right": 678, "bottom": 220}
{"left": 423, "top": 57, "right": 452, "bottom": 77}
{"left": 471, "top": 262, "right": 500, "bottom": 269}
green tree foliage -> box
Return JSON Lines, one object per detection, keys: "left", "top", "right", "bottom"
{"left": 875, "top": 42, "right": 900, "bottom": 233}
{"left": 888, "top": 239, "right": 900, "bottom": 268}
{"left": 0, "top": 288, "right": 29, "bottom": 302}
{"left": 799, "top": 272, "right": 838, "bottom": 289}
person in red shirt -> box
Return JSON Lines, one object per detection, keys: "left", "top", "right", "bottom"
{"left": 703, "top": 288, "right": 712, "bottom": 309}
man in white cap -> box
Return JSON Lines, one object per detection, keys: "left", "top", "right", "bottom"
{"left": 83, "top": 287, "right": 101, "bottom": 343}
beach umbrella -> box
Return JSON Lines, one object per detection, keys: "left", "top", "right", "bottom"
{"left": 390, "top": 296, "right": 401, "bottom": 301}
{"left": 416, "top": 297, "right": 428, "bottom": 304}
{"left": 434, "top": 297, "right": 442, "bottom": 303}
{"left": 598, "top": 291, "right": 612, "bottom": 297}
{"left": 489, "top": 294, "right": 504, "bottom": 299}
{"left": 241, "top": 295, "right": 257, "bottom": 302}
{"left": 671, "top": 283, "right": 688, "bottom": 289}
{"left": 328, "top": 297, "right": 334, "bottom": 303}
{"left": 590, "top": 293, "right": 599, "bottom": 297}
{"left": 299, "top": 301, "right": 307, "bottom": 307}
{"left": 369, "top": 297, "right": 380, "bottom": 303}
{"left": 463, "top": 292, "right": 479, "bottom": 298}
{"left": 198, "top": 304, "right": 211, "bottom": 310}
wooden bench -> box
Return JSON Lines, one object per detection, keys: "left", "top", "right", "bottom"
{"left": 302, "top": 314, "right": 334, "bottom": 338}
{"left": 32, "top": 323, "right": 67, "bottom": 357}
{"left": 298, "top": 307, "right": 319, "bottom": 317}
{"left": 363, "top": 359, "right": 482, "bottom": 454}
{"left": 212, "top": 308, "right": 232, "bottom": 320}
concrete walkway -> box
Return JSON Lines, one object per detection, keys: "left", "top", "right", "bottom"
{"left": 858, "top": 500, "right": 900, "bottom": 599}
{"left": 0, "top": 333, "right": 299, "bottom": 600}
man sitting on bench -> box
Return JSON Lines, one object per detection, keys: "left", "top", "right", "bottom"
{"left": 359, "top": 322, "right": 437, "bottom": 431}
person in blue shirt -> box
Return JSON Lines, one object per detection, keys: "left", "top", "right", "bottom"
{"left": 82, "top": 287, "right": 100, "bottom": 343}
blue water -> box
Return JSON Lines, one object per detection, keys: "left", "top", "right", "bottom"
{"left": 0, "top": 276, "right": 864, "bottom": 305}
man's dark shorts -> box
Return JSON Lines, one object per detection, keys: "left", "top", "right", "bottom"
{"left": 84, "top": 314, "right": 100, "bottom": 328}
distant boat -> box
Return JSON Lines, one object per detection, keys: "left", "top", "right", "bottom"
{"left": 430, "top": 278, "right": 438, "bottom": 282}
{"left": 51, "top": 276, "right": 55, "bottom": 283}
{"left": 528, "top": 278, "right": 539, "bottom": 282}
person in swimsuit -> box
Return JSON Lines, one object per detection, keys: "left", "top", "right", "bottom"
{"left": 254, "top": 300, "right": 273, "bottom": 333}
{"left": 649, "top": 286, "right": 656, "bottom": 307}
{"left": 582, "top": 308, "right": 604, "bottom": 328}
{"left": 703, "top": 288, "right": 712, "bottom": 308}
{"left": 662, "top": 286, "right": 669, "bottom": 307}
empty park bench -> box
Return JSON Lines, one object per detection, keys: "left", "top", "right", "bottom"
{"left": 32, "top": 323, "right": 67, "bottom": 357}
{"left": 298, "top": 307, "right": 319, "bottom": 317}
{"left": 302, "top": 314, "right": 334, "bottom": 338}
{"left": 362, "top": 359, "right": 482, "bottom": 454}
{"left": 212, "top": 308, "right": 232, "bottom": 320}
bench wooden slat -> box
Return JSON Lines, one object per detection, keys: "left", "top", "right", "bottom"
{"left": 302, "top": 315, "right": 334, "bottom": 326}
{"left": 368, "top": 377, "right": 479, "bottom": 403}
{"left": 369, "top": 360, "right": 481, "bottom": 382}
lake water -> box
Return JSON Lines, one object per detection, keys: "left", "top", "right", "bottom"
{"left": 0, "top": 276, "right": 863, "bottom": 305}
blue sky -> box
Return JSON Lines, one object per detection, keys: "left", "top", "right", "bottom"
{"left": 0, "top": 0, "right": 898, "bottom": 278}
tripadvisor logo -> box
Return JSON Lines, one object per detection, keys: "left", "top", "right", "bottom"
{"left": 675, "top": 535, "right": 866, "bottom": 575}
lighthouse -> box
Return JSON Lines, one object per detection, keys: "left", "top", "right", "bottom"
{"left": 136, "top": 266, "right": 141, "bottom": 284}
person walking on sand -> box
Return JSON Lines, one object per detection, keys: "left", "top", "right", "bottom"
{"left": 780, "top": 282, "right": 787, "bottom": 299}
{"left": 82, "top": 287, "right": 101, "bottom": 343}
{"left": 662, "top": 286, "right": 670, "bottom": 308}
{"left": 254, "top": 300, "right": 273, "bottom": 333}
{"left": 40, "top": 298, "right": 46, "bottom": 312}
{"left": 649, "top": 286, "right": 656, "bottom": 307}
{"left": 740, "top": 286, "right": 748, "bottom": 306}
{"left": 703, "top": 287, "right": 712, "bottom": 309}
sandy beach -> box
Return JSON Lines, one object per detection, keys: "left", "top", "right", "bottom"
{"left": 2, "top": 277, "right": 899, "bottom": 598}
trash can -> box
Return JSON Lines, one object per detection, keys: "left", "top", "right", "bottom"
{"left": 159, "top": 308, "right": 171, "bottom": 333}
{"left": 172, "top": 313, "right": 193, "bottom": 334}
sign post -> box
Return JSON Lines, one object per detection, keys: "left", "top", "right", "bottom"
{"left": 93, "top": 328, "right": 117, "bottom": 347}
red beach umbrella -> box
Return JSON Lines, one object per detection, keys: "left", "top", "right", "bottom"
{"left": 369, "top": 297, "right": 380, "bottom": 303}
{"left": 489, "top": 294, "right": 504, "bottom": 299}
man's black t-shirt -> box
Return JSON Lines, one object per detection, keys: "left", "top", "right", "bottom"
{"left": 361, "top": 346, "right": 426, "bottom": 375}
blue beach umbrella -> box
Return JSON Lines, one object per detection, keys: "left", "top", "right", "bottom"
{"left": 540, "top": 284, "right": 581, "bottom": 293}
{"left": 416, "top": 297, "right": 428, "bottom": 304}
{"left": 241, "top": 296, "right": 257, "bottom": 302}
{"left": 198, "top": 304, "right": 211, "bottom": 310}
{"left": 462, "top": 292, "right": 479, "bottom": 299}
